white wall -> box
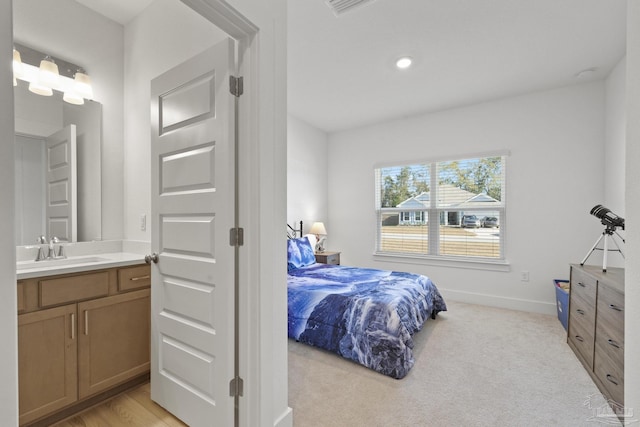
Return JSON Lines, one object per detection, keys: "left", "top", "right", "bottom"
{"left": 13, "top": 0, "right": 125, "bottom": 241}
{"left": 0, "top": 1, "right": 18, "bottom": 423}
{"left": 123, "top": 0, "right": 226, "bottom": 241}
{"left": 604, "top": 57, "right": 626, "bottom": 217}
{"left": 287, "top": 114, "right": 329, "bottom": 234}
{"left": 328, "top": 82, "right": 607, "bottom": 314}
{"left": 625, "top": 0, "right": 640, "bottom": 417}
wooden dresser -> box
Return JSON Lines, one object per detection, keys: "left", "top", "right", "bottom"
{"left": 568, "top": 264, "right": 624, "bottom": 408}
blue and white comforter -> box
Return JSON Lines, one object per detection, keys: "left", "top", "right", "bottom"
{"left": 288, "top": 263, "right": 447, "bottom": 379}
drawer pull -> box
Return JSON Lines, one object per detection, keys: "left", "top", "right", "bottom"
{"left": 130, "top": 275, "right": 150, "bottom": 282}
{"left": 606, "top": 374, "right": 619, "bottom": 386}
{"left": 607, "top": 339, "right": 621, "bottom": 349}
{"left": 576, "top": 309, "right": 585, "bottom": 316}
{"left": 609, "top": 304, "right": 623, "bottom": 312}
{"left": 577, "top": 282, "right": 586, "bottom": 288}
{"left": 574, "top": 335, "right": 584, "bottom": 342}
{"left": 84, "top": 310, "right": 89, "bottom": 335}
{"left": 71, "top": 313, "right": 75, "bottom": 340}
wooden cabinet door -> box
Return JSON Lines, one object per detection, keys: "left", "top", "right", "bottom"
{"left": 77, "top": 289, "right": 150, "bottom": 399}
{"left": 18, "top": 304, "right": 78, "bottom": 425}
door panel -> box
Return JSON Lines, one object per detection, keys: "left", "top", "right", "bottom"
{"left": 77, "top": 290, "right": 151, "bottom": 399}
{"left": 45, "top": 125, "right": 77, "bottom": 242}
{"left": 150, "top": 38, "right": 235, "bottom": 427}
{"left": 18, "top": 304, "right": 77, "bottom": 425}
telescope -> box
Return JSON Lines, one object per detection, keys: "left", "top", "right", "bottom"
{"left": 590, "top": 204, "right": 625, "bottom": 230}
{"left": 581, "top": 205, "right": 625, "bottom": 272}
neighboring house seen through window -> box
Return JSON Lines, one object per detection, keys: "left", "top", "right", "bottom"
{"left": 375, "top": 154, "right": 506, "bottom": 261}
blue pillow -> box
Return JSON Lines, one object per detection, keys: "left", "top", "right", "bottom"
{"left": 287, "top": 237, "right": 316, "bottom": 271}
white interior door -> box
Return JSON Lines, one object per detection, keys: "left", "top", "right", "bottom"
{"left": 150, "top": 39, "right": 236, "bottom": 427}
{"left": 45, "top": 125, "right": 77, "bottom": 242}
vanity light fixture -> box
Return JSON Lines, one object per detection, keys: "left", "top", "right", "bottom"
{"left": 63, "top": 88, "right": 84, "bottom": 105}
{"left": 12, "top": 48, "right": 23, "bottom": 86}
{"left": 396, "top": 56, "right": 413, "bottom": 70}
{"left": 29, "top": 56, "right": 60, "bottom": 96}
{"left": 73, "top": 70, "right": 94, "bottom": 100}
{"left": 14, "top": 42, "right": 94, "bottom": 104}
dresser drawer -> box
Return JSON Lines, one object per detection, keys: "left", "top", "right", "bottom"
{"left": 570, "top": 267, "right": 597, "bottom": 306}
{"left": 568, "top": 318, "right": 594, "bottom": 368}
{"left": 568, "top": 294, "right": 595, "bottom": 333}
{"left": 597, "top": 285, "right": 624, "bottom": 340}
{"left": 39, "top": 271, "right": 110, "bottom": 308}
{"left": 594, "top": 342, "right": 624, "bottom": 405}
{"left": 595, "top": 331, "right": 623, "bottom": 376}
{"left": 315, "top": 251, "right": 340, "bottom": 265}
{"left": 118, "top": 265, "right": 151, "bottom": 292}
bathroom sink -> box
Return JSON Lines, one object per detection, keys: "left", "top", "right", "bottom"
{"left": 17, "top": 256, "right": 110, "bottom": 271}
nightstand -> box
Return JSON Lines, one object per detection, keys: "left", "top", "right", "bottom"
{"left": 315, "top": 251, "right": 340, "bottom": 265}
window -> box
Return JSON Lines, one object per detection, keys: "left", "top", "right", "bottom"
{"left": 375, "top": 154, "right": 506, "bottom": 261}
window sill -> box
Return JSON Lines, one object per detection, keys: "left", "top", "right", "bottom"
{"left": 372, "top": 252, "right": 510, "bottom": 272}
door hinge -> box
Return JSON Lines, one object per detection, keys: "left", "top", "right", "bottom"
{"left": 229, "top": 376, "right": 244, "bottom": 397}
{"left": 230, "top": 227, "right": 244, "bottom": 246}
{"left": 230, "top": 76, "right": 243, "bottom": 97}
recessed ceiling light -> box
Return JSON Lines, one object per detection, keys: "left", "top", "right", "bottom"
{"left": 396, "top": 56, "right": 413, "bottom": 70}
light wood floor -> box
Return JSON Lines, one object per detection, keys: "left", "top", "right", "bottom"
{"left": 51, "top": 383, "right": 186, "bottom": 427}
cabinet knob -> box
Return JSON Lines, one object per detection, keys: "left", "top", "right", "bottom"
{"left": 145, "top": 253, "right": 159, "bottom": 264}
{"left": 606, "top": 374, "right": 619, "bottom": 386}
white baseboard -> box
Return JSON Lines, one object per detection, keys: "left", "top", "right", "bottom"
{"left": 274, "top": 407, "right": 293, "bottom": 427}
{"left": 440, "top": 288, "right": 557, "bottom": 315}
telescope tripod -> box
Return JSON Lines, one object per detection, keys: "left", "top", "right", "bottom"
{"left": 580, "top": 225, "right": 625, "bottom": 272}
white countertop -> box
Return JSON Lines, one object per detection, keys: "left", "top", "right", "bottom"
{"left": 16, "top": 240, "right": 151, "bottom": 280}
{"left": 17, "top": 252, "right": 148, "bottom": 280}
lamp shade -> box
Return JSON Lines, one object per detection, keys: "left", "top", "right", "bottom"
{"left": 37, "top": 56, "right": 60, "bottom": 87}
{"left": 73, "top": 71, "right": 94, "bottom": 100}
{"left": 12, "top": 48, "right": 23, "bottom": 78}
{"left": 63, "top": 90, "right": 84, "bottom": 105}
{"left": 309, "top": 222, "right": 327, "bottom": 236}
{"left": 29, "top": 81, "right": 53, "bottom": 96}
{"left": 29, "top": 56, "right": 59, "bottom": 96}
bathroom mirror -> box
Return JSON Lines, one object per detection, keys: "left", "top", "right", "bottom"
{"left": 14, "top": 82, "right": 102, "bottom": 245}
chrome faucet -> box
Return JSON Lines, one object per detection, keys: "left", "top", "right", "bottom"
{"left": 34, "top": 236, "right": 67, "bottom": 261}
{"left": 51, "top": 237, "right": 66, "bottom": 259}
{"left": 35, "top": 236, "right": 48, "bottom": 261}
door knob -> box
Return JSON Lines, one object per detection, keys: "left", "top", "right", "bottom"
{"left": 145, "top": 253, "right": 159, "bottom": 264}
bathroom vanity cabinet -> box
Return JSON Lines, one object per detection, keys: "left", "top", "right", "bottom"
{"left": 17, "top": 264, "right": 151, "bottom": 426}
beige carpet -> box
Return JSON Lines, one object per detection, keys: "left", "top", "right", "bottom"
{"left": 288, "top": 300, "right": 621, "bottom": 427}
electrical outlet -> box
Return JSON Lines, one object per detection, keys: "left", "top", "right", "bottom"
{"left": 140, "top": 214, "right": 146, "bottom": 231}
{"left": 520, "top": 271, "right": 530, "bottom": 282}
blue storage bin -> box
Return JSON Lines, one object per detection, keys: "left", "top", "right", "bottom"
{"left": 554, "top": 279, "right": 570, "bottom": 331}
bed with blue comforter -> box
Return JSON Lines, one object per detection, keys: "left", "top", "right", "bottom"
{"left": 287, "top": 236, "right": 447, "bottom": 379}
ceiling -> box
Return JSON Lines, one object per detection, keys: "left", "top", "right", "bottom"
{"left": 75, "top": 0, "right": 154, "bottom": 25}
{"left": 75, "top": 0, "right": 628, "bottom": 134}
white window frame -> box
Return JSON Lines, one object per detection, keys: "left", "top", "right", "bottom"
{"left": 374, "top": 152, "right": 509, "bottom": 269}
